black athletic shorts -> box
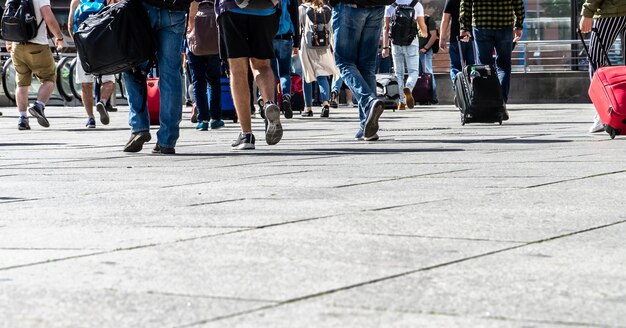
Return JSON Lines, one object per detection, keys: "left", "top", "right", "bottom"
{"left": 218, "top": 11, "right": 279, "bottom": 60}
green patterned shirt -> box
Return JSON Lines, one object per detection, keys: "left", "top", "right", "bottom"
{"left": 460, "top": 0, "right": 525, "bottom": 31}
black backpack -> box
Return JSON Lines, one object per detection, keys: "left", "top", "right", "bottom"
{"left": 389, "top": 0, "right": 418, "bottom": 46}
{"left": 0, "top": 0, "right": 43, "bottom": 42}
{"left": 73, "top": 0, "right": 156, "bottom": 75}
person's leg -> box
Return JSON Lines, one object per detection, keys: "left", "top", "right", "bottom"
{"left": 206, "top": 55, "right": 223, "bottom": 128}
{"left": 448, "top": 41, "right": 461, "bottom": 86}
{"left": 230, "top": 57, "right": 253, "bottom": 132}
{"left": 391, "top": 44, "right": 406, "bottom": 105}
{"left": 26, "top": 45, "right": 55, "bottom": 127}
{"left": 330, "top": 75, "right": 342, "bottom": 108}
{"left": 187, "top": 50, "right": 210, "bottom": 124}
{"left": 333, "top": 4, "right": 381, "bottom": 132}
{"left": 472, "top": 27, "right": 496, "bottom": 68}
{"left": 276, "top": 39, "right": 293, "bottom": 118}
{"left": 355, "top": 7, "right": 384, "bottom": 138}
{"left": 303, "top": 78, "right": 313, "bottom": 108}
{"left": 493, "top": 28, "right": 513, "bottom": 103}
{"left": 154, "top": 8, "right": 185, "bottom": 149}
{"left": 82, "top": 82, "right": 95, "bottom": 118}
{"left": 317, "top": 76, "right": 330, "bottom": 103}
{"left": 403, "top": 44, "right": 419, "bottom": 108}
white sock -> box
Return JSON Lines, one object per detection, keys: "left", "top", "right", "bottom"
{"left": 35, "top": 100, "right": 45, "bottom": 109}
{"left": 19, "top": 111, "right": 27, "bottom": 118}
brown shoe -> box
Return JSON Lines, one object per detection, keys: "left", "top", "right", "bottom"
{"left": 397, "top": 102, "right": 406, "bottom": 110}
{"left": 403, "top": 87, "right": 415, "bottom": 109}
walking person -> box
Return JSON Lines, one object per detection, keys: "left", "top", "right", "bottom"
{"left": 122, "top": 0, "right": 193, "bottom": 154}
{"left": 271, "top": 0, "right": 300, "bottom": 119}
{"left": 579, "top": 0, "right": 626, "bottom": 133}
{"left": 186, "top": 0, "right": 224, "bottom": 131}
{"left": 6, "top": 0, "right": 64, "bottom": 130}
{"left": 332, "top": 0, "right": 393, "bottom": 141}
{"left": 439, "top": 0, "right": 474, "bottom": 87}
{"left": 217, "top": 0, "right": 283, "bottom": 150}
{"left": 381, "top": 0, "right": 427, "bottom": 110}
{"left": 460, "top": 0, "right": 525, "bottom": 120}
{"left": 299, "top": 0, "right": 339, "bottom": 117}
{"left": 68, "top": 0, "right": 113, "bottom": 129}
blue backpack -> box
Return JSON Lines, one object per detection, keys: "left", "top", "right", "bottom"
{"left": 276, "top": 0, "right": 292, "bottom": 36}
{"left": 73, "top": 0, "right": 106, "bottom": 33}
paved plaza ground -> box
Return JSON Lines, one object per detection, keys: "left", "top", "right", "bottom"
{"left": 0, "top": 103, "right": 625, "bottom": 327}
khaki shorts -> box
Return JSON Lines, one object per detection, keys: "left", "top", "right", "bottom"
{"left": 11, "top": 43, "right": 56, "bottom": 87}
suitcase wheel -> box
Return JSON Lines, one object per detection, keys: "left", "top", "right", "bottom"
{"left": 605, "top": 125, "right": 617, "bottom": 139}
{"left": 233, "top": 117, "right": 238, "bottom": 123}
{"left": 499, "top": 120, "right": 502, "bottom": 125}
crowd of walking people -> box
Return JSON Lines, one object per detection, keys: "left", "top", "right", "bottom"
{"left": 5, "top": 0, "right": 621, "bottom": 153}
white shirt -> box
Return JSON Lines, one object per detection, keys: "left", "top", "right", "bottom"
{"left": 385, "top": 0, "right": 424, "bottom": 46}
{"left": 30, "top": 0, "right": 50, "bottom": 45}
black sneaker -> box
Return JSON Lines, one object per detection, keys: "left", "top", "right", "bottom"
{"left": 231, "top": 132, "right": 255, "bottom": 150}
{"left": 364, "top": 99, "right": 384, "bottom": 139}
{"left": 96, "top": 102, "right": 110, "bottom": 125}
{"left": 264, "top": 102, "right": 283, "bottom": 145}
{"left": 502, "top": 105, "right": 510, "bottom": 121}
{"left": 152, "top": 144, "right": 176, "bottom": 155}
{"left": 123, "top": 131, "right": 151, "bottom": 152}
{"left": 105, "top": 103, "right": 118, "bottom": 112}
{"left": 18, "top": 117, "right": 30, "bottom": 130}
{"left": 28, "top": 104, "right": 49, "bottom": 128}
{"left": 329, "top": 91, "right": 338, "bottom": 108}
{"left": 320, "top": 105, "right": 330, "bottom": 118}
{"left": 282, "top": 94, "right": 293, "bottom": 119}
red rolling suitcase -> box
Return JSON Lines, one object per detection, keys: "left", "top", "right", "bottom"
{"left": 147, "top": 77, "right": 160, "bottom": 125}
{"left": 580, "top": 29, "right": 626, "bottom": 139}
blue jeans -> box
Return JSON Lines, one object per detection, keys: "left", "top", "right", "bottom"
{"left": 473, "top": 27, "right": 513, "bottom": 103}
{"left": 332, "top": 2, "right": 383, "bottom": 130}
{"left": 331, "top": 75, "right": 343, "bottom": 93}
{"left": 186, "top": 51, "right": 221, "bottom": 122}
{"left": 124, "top": 3, "right": 185, "bottom": 148}
{"left": 391, "top": 44, "right": 419, "bottom": 103}
{"left": 419, "top": 49, "right": 437, "bottom": 102}
{"left": 271, "top": 39, "right": 292, "bottom": 98}
{"left": 303, "top": 76, "right": 331, "bottom": 107}
{"left": 448, "top": 41, "right": 475, "bottom": 85}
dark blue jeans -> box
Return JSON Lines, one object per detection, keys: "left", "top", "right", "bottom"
{"left": 473, "top": 27, "right": 513, "bottom": 102}
{"left": 332, "top": 2, "right": 384, "bottom": 130}
{"left": 187, "top": 51, "right": 222, "bottom": 122}
{"left": 271, "top": 39, "right": 292, "bottom": 98}
{"left": 448, "top": 40, "right": 475, "bottom": 85}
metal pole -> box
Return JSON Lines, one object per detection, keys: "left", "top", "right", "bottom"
{"left": 571, "top": 0, "right": 579, "bottom": 71}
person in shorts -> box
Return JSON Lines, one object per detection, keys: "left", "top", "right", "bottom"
{"left": 217, "top": 0, "right": 282, "bottom": 150}
{"left": 7, "top": 0, "right": 64, "bottom": 130}
{"left": 68, "top": 0, "right": 114, "bottom": 128}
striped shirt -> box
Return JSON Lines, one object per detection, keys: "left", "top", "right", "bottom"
{"left": 459, "top": 0, "right": 525, "bottom": 31}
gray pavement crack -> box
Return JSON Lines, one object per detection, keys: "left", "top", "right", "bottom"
{"left": 333, "top": 169, "right": 471, "bottom": 189}
{"left": 525, "top": 169, "right": 626, "bottom": 189}
{"left": 177, "top": 218, "right": 626, "bottom": 326}
{"left": 138, "top": 290, "right": 280, "bottom": 304}
{"left": 351, "top": 232, "right": 525, "bottom": 244}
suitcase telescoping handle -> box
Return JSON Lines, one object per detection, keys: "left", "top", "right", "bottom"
{"left": 456, "top": 35, "right": 479, "bottom": 69}
{"left": 578, "top": 28, "right": 612, "bottom": 69}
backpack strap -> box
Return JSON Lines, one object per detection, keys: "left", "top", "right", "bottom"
{"left": 409, "top": 0, "right": 418, "bottom": 7}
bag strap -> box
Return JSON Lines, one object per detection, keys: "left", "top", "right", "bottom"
{"left": 578, "top": 28, "right": 612, "bottom": 69}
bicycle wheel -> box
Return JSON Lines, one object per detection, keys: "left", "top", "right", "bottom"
{"left": 55, "top": 57, "right": 73, "bottom": 102}
{"left": 68, "top": 57, "right": 82, "bottom": 102}
{"left": 2, "top": 58, "right": 16, "bottom": 103}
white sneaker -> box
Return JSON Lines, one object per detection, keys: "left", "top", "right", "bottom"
{"left": 589, "top": 114, "right": 604, "bottom": 133}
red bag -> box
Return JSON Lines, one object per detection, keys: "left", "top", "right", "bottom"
{"left": 147, "top": 77, "right": 160, "bottom": 125}
{"left": 589, "top": 67, "right": 626, "bottom": 138}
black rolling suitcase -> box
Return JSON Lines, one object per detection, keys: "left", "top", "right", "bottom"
{"left": 454, "top": 37, "right": 506, "bottom": 125}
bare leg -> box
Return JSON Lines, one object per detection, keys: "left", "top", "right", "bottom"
{"left": 82, "top": 82, "right": 94, "bottom": 117}
{"left": 228, "top": 57, "right": 252, "bottom": 132}
{"left": 36, "top": 81, "right": 55, "bottom": 104}
{"left": 16, "top": 86, "right": 29, "bottom": 113}
{"left": 100, "top": 81, "right": 114, "bottom": 102}
{"left": 249, "top": 58, "right": 275, "bottom": 103}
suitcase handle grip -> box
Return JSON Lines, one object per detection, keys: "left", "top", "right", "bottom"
{"left": 456, "top": 35, "right": 478, "bottom": 69}
{"left": 578, "top": 28, "right": 612, "bottom": 69}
